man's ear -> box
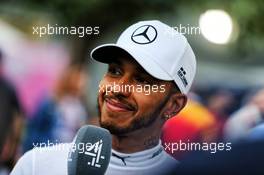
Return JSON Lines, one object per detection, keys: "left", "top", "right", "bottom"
{"left": 163, "top": 93, "right": 187, "bottom": 118}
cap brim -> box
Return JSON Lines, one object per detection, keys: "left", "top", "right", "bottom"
{"left": 90, "top": 44, "right": 173, "bottom": 81}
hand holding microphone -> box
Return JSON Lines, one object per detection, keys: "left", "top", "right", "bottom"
{"left": 67, "top": 125, "right": 112, "bottom": 175}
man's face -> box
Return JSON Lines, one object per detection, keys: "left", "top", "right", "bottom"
{"left": 97, "top": 55, "right": 175, "bottom": 136}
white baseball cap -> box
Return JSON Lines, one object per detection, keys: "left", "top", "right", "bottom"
{"left": 91, "top": 20, "right": 196, "bottom": 94}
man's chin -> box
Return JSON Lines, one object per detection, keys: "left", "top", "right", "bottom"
{"left": 99, "top": 121, "right": 132, "bottom": 136}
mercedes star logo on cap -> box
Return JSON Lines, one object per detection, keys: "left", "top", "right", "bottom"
{"left": 131, "top": 25, "right": 157, "bottom": 44}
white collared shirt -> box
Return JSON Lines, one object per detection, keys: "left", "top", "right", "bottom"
{"left": 11, "top": 141, "right": 178, "bottom": 175}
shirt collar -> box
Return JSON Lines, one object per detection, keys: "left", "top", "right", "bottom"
{"left": 111, "top": 140, "right": 163, "bottom": 166}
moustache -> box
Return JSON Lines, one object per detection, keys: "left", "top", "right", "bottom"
{"left": 103, "top": 94, "right": 137, "bottom": 111}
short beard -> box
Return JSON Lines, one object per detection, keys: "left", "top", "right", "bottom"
{"left": 97, "top": 93, "right": 170, "bottom": 136}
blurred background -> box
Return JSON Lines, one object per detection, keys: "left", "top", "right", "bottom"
{"left": 0, "top": 0, "right": 264, "bottom": 174}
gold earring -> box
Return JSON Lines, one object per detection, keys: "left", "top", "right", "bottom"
{"left": 164, "top": 114, "right": 171, "bottom": 120}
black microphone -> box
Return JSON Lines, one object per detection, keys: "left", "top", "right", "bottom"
{"left": 67, "top": 125, "right": 112, "bottom": 175}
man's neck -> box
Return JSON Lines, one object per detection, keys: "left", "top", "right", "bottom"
{"left": 111, "top": 124, "right": 162, "bottom": 153}
{"left": 112, "top": 134, "right": 160, "bottom": 154}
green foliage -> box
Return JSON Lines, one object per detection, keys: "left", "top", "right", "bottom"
{"left": 0, "top": 0, "right": 263, "bottom": 64}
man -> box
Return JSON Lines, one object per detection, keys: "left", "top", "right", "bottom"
{"left": 11, "top": 20, "right": 196, "bottom": 175}
{"left": 224, "top": 88, "right": 264, "bottom": 141}
{"left": 0, "top": 50, "right": 23, "bottom": 173}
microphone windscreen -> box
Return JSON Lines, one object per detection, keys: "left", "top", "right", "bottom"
{"left": 67, "top": 125, "right": 112, "bottom": 175}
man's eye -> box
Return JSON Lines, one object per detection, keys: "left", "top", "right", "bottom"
{"left": 107, "top": 67, "right": 122, "bottom": 76}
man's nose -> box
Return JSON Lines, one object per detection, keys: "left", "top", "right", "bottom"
{"left": 112, "top": 76, "right": 132, "bottom": 97}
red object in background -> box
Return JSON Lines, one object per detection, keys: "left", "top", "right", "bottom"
{"left": 161, "top": 100, "right": 217, "bottom": 160}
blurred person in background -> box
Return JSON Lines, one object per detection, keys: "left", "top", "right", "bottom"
{"left": 168, "top": 89, "right": 264, "bottom": 175}
{"left": 0, "top": 50, "right": 24, "bottom": 174}
{"left": 206, "top": 89, "right": 235, "bottom": 140}
{"left": 224, "top": 88, "right": 264, "bottom": 141}
{"left": 22, "top": 65, "right": 89, "bottom": 152}
{"left": 162, "top": 98, "right": 218, "bottom": 160}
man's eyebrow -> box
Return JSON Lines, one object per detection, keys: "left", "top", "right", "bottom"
{"left": 109, "top": 59, "right": 122, "bottom": 65}
{"left": 134, "top": 65, "right": 152, "bottom": 76}
{"left": 134, "top": 66, "right": 159, "bottom": 80}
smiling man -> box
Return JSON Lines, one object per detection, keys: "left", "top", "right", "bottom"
{"left": 11, "top": 20, "right": 196, "bottom": 175}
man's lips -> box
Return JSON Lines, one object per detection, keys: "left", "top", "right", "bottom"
{"left": 105, "top": 98, "right": 135, "bottom": 112}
